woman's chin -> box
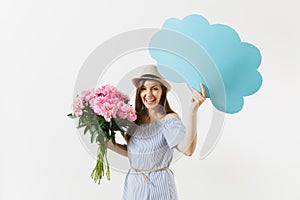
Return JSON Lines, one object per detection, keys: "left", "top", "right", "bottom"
{"left": 145, "top": 103, "right": 159, "bottom": 109}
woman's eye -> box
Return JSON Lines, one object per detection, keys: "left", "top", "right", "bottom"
{"left": 153, "top": 87, "right": 158, "bottom": 90}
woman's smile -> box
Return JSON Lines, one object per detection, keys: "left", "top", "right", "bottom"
{"left": 145, "top": 98, "right": 155, "bottom": 104}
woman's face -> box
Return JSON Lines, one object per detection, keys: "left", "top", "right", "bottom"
{"left": 140, "top": 80, "right": 163, "bottom": 109}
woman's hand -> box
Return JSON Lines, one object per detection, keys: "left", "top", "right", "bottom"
{"left": 190, "top": 83, "right": 206, "bottom": 112}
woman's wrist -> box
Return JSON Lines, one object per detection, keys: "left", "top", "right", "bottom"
{"left": 189, "top": 105, "right": 198, "bottom": 115}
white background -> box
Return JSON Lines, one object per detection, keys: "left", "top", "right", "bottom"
{"left": 1, "top": 0, "right": 300, "bottom": 199}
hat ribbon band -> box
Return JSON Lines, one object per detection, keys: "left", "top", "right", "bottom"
{"left": 141, "top": 74, "right": 161, "bottom": 79}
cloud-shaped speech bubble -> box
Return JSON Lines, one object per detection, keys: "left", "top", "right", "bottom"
{"left": 149, "top": 14, "right": 262, "bottom": 114}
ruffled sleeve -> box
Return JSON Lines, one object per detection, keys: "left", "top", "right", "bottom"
{"left": 162, "top": 118, "right": 186, "bottom": 149}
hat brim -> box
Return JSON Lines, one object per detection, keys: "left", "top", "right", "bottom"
{"left": 131, "top": 77, "right": 171, "bottom": 92}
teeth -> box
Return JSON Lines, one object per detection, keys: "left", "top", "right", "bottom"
{"left": 145, "top": 99, "right": 155, "bottom": 103}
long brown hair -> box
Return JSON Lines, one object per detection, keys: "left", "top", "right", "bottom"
{"left": 125, "top": 80, "right": 174, "bottom": 142}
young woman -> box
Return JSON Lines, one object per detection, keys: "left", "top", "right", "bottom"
{"left": 108, "top": 65, "right": 206, "bottom": 200}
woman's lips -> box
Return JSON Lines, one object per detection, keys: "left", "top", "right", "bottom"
{"left": 144, "top": 98, "right": 155, "bottom": 105}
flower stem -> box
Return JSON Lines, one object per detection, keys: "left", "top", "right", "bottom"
{"left": 90, "top": 143, "right": 110, "bottom": 184}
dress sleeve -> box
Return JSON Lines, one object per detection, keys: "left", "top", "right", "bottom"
{"left": 162, "top": 118, "right": 186, "bottom": 149}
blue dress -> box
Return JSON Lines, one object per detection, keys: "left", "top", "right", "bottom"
{"left": 122, "top": 117, "right": 186, "bottom": 200}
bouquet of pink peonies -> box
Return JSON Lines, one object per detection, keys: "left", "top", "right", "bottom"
{"left": 67, "top": 84, "right": 136, "bottom": 184}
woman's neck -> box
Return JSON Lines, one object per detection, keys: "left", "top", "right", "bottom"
{"left": 147, "top": 108, "right": 166, "bottom": 123}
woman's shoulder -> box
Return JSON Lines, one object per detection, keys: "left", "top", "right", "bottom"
{"left": 162, "top": 112, "right": 180, "bottom": 120}
{"left": 161, "top": 113, "right": 185, "bottom": 129}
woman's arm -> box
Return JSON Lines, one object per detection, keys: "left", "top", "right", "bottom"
{"left": 107, "top": 140, "right": 128, "bottom": 157}
{"left": 177, "top": 83, "right": 206, "bottom": 156}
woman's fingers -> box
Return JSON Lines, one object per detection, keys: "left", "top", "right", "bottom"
{"left": 191, "top": 96, "right": 204, "bottom": 107}
{"left": 191, "top": 86, "right": 206, "bottom": 99}
{"left": 191, "top": 83, "right": 206, "bottom": 106}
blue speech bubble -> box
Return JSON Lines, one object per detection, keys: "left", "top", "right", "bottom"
{"left": 149, "top": 14, "right": 262, "bottom": 114}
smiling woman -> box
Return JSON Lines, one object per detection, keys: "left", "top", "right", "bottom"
{"left": 107, "top": 64, "right": 206, "bottom": 200}
{"left": 134, "top": 79, "right": 174, "bottom": 126}
{"left": 140, "top": 81, "right": 163, "bottom": 108}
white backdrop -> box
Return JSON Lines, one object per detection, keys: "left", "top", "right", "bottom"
{"left": 1, "top": 0, "right": 300, "bottom": 199}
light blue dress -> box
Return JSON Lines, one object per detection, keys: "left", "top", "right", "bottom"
{"left": 122, "top": 117, "right": 186, "bottom": 200}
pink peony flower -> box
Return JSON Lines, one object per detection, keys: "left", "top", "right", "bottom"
{"left": 68, "top": 84, "right": 137, "bottom": 185}
{"left": 104, "top": 84, "right": 117, "bottom": 97}
{"left": 100, "top": 102, "right": 117, "bottom": 122}
{"left": 94, "top": 84, "right": 118, "bottom": 98}
{"left": 81, "top": 89, "right": 95, "bottom": 102}
{"left": 115, "top": 91, "right": 130, "bottom": 102}
{"left": 91, "top": 96, "right": 109, "bottom": 115}
{"left": 117, "top": 101, "right": 127, "bottom": 119}
{"left": 83, "top": 84, "right": 136, "bottom": 122}
{"left": 126, "top": 107, "right": 137, "bottom": 121}
{"left": 94, "top": 86, "right": 106, "bottom": 97}
{"left": 71, "top": 98, "right": 84, "bottom": 117}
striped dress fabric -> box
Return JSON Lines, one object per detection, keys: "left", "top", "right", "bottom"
{"left": 122, "top": 117, "right": 186, "bottom": 200}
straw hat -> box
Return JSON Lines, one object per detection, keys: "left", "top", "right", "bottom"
{"left": 131, "top": 65, "right": 171, "bottom": 92}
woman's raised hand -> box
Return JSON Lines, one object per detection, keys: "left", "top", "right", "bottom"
{"left": 190, "top": 83, "right": 206, "bottom": 111}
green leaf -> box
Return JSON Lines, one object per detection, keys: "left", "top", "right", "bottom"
{"left": 104, "top": 130, "right": 110, "bottom": 140}
{"left": 84, "top": 125, "right": 89, "bottom": 135}
{"left": 93, "top": 114, "right": 98, "bottom": 121}
{"left": 67, "top": 113, "right": 76, "bottom": 119}
{"left": 91, "top": 131, "right": 98, "bottom": 143}
{"left": 90, "top": 125, "right": 97, "bottom": 135}
{"left": 78, "top": 117, "right": 86, "bottom": 127}
{"left": 91, "top": 131, "right": 95, "bottom": 143}
{"left": 97, "top": 124, "right": 104, "bottom": 136}
{"left": 111, "top": 132, "right": 116, "bottom": 145}
{"left": 99, "top": 120, "right": 105, "bottom": 126}
{"left": 76, "top": 124, "right": 87, "bottom": 129}
{"left": 97, "top": 134, "right": 105, "bottom": 144}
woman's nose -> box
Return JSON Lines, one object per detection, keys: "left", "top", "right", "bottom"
{"left": 145, "top": 89, "right": 153, "bottom": 96}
